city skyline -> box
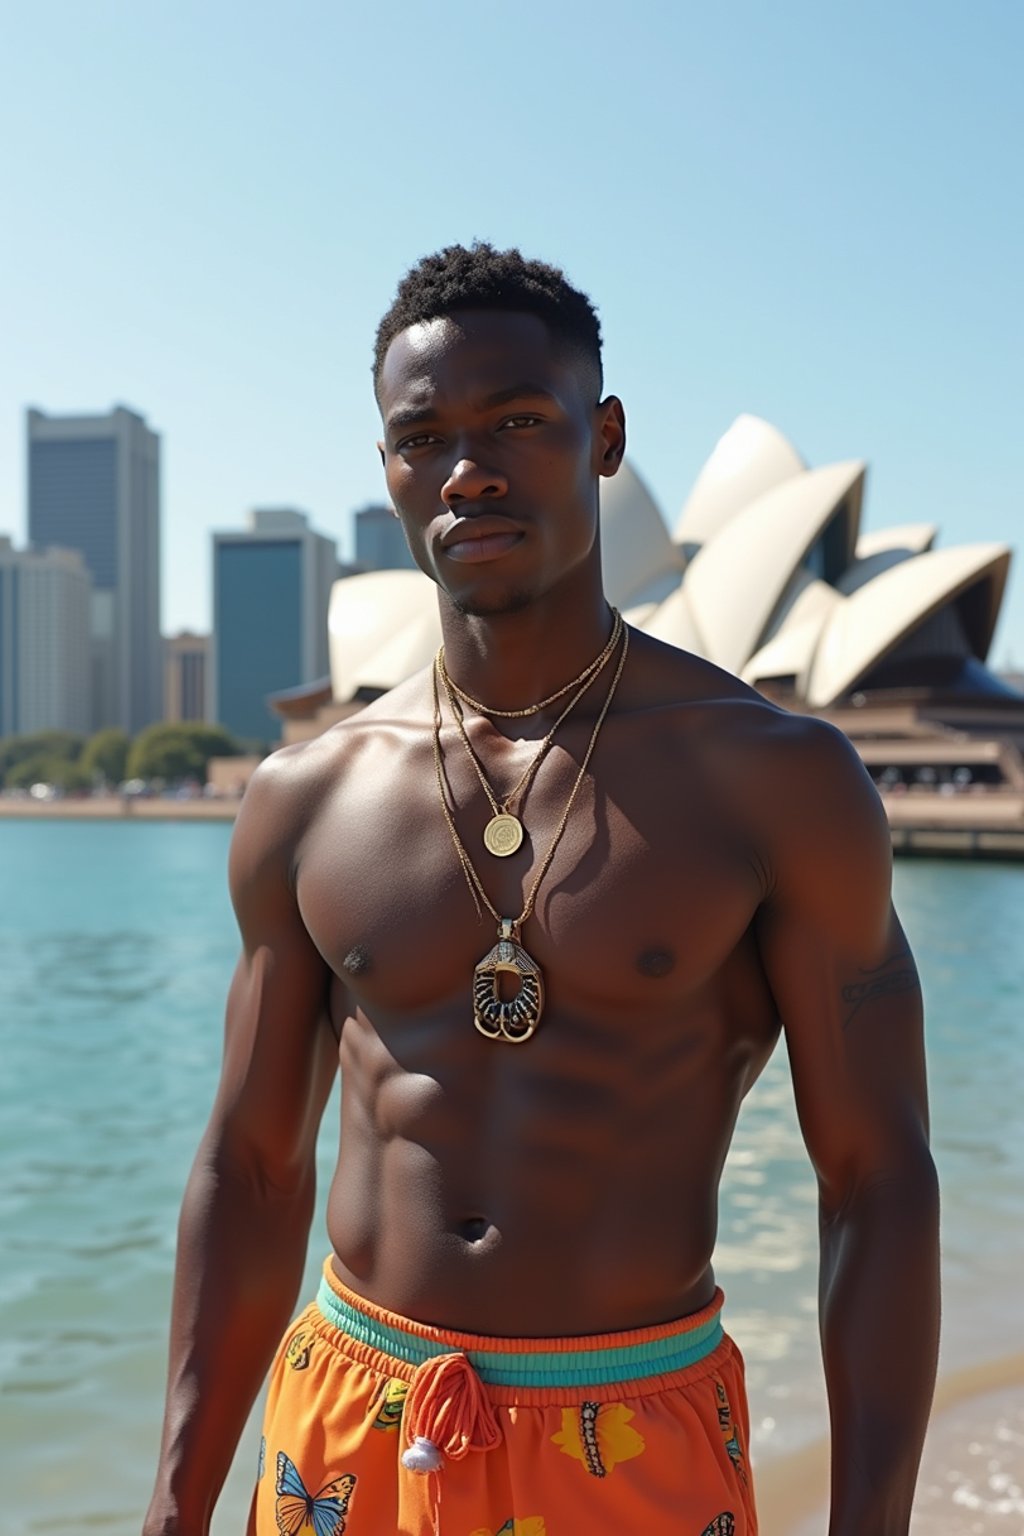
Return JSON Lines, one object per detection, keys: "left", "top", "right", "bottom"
{"left": 7, "top": 399, "right": 1022, "bottom": 677}
{"left": 0, "top": 4, "right": 1020, "bottom": 662}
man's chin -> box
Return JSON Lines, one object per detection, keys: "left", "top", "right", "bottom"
{"left": 448, "top": 585, "right": 535, "bottom": 619}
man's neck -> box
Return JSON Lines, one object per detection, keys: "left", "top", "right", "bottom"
{"left": 437, "top": 589, "right": 616, "bottom": 716}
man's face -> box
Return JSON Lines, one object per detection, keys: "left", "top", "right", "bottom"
{"left": 377, "top": 310, "right": 624, "bottom": 617}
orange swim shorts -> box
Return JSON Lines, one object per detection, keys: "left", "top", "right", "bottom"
{"left": 248, "top": 1258, "right": 757, "bottom": 1536}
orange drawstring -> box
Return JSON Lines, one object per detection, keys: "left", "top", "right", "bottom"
{"left": 400, "top": 1352, "right": 502, "bottom": 1473}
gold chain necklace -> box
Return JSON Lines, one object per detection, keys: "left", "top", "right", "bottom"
{"left": 438, "top": 608, "right": 621, "bottom": 719}
{"left": 432, "top": 625, "right": 629, "bottom": 1044}
{"left": 436, "top": 609, "right": 623, "bottom": 857}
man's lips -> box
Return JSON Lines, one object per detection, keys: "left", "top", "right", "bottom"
{"left": 440, "top": 517, "right": 525, "bottom": 565}
{"left": 444, "top": 531, "right": 523, "bottom": 563}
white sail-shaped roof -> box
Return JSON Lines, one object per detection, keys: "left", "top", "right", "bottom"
{"left": 674, "top": 415, "right": 805, "bottom": 549}
{"left": 349, "top": 604, "right": 443, "bottom": 693}
{"left": 855, "top": 523, "right": 937, "bottom": 560}
{"left": 840, "top": 524, "right": 942, "bottom": 597}
{"left": 742, "top": 576, "right": 841, "bottom": 690}
{"left": 807, "top": 544, "right": 1011, "bottom": 707}
{"left": 681, "top": 460, "right": 865, "bottom": 675}
{"left": 599, "top": 459, "right": 686, "bottom": 609}
{"left": 329, "top": 569, "right": 439, "bottom": 702}
{"left": 622, "top": 599, "right": 660, "bottom": 628}
{"left": 740, "top": 616, "right": 825, "bottom": 689}
{"left": 642, "top": 583, "right": 709, "bottom": 655}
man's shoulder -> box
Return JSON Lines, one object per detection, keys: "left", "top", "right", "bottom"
{"left": 699, "top": 688, "right": 876, "bottom": 832}
{"left": 633, "top": 631, "right": 883, "bottom": 855}
{"left": 631, "top": 629, "right": 823, "bottom": 754}
{"left": 704, "top": 694, "right": 887, "bottom": 897}
{"left": 636, "top": 633, "right": 854, "bottom": 759}
{"left": 239, "top": 670, "right": 431, "bottom": 824}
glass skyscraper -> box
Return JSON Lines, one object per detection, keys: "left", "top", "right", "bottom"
{"left": 212, "top": 510, "right": 337, "bottom": 745}
{"left": 354, "top": 504, "right": 416, "bottom": 571}
{"left": 0, "top": 538, "right": 92, "bottom": 736}
{"left": 27, "top": 405, "right": 162, "bottom": 733}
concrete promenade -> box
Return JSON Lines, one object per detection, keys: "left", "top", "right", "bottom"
{"left": 0, "top": 795, "right": 237, "bottom": 820}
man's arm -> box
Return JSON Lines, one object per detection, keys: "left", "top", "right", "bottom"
{"left": 144, "top": 753, "right": 338, "bottom": 1536}
{"left": 754, "top": 718, "right": 940, "bottom": 1536}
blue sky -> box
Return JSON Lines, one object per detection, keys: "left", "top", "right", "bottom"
{"left": 1, "top": 0, "right": 1021, "bottom": 662}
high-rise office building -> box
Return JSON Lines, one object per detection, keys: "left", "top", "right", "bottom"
{"left": 354, "top": 503, "right": 416, "bottom": 571}
{"left": 0, "top": 537, "right": 92, "bottom": 736}
{"left": 164, "top": 631, "right": 209, "bottom": 723}
{"left": 212, "top": 509, "right": 338, "bottom": 744}
{"left": 27, "top": 404, "right": 162, "bottom": 733}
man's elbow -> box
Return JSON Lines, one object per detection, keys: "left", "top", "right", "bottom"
{"left": 195, "top": 1120, "right": 318, "bottom": 1209}
{"left": 823, "top": 1135, "right": 939, "bottom": 1230}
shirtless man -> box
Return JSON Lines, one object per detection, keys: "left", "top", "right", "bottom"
{"left": 144, "top": 244, "right": 939, "bottom": 1536}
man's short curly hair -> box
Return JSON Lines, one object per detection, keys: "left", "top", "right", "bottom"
{"left": 374, "top": 242, "right": 603, "bottom": 400}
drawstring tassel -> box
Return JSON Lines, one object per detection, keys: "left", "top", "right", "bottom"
{"left": 401, "top": 1435, "right": 445, "bottom": 1472}
{"left": 400, "top": 1352, "right": 502, "bottom": 1474}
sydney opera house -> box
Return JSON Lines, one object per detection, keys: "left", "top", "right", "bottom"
{"left": 274, "top": 416, "right": 1024, "bottom": 855}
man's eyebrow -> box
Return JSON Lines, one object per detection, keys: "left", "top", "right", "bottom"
{"left": 386, "top": 405, "right": 436, "bottom": 433}
{"left": 386, "top": 385, "right": 558, "bottom": 436}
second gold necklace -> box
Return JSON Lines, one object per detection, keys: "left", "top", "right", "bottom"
{"left": 432, "top": 625, "right": 629, "bottom": 1043}
{"left": 436, "top": 609, "right": 623, "bottom": 857}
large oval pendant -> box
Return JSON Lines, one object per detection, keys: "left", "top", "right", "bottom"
{"left": 473, "top": 933, "right": 544, "bottom": 1044}
{"left": 482, "top": 813, "right": 524, "bottom": 858}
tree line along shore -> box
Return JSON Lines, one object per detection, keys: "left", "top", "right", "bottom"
{"left": 0, "top": 724, "right": 257, "bottom": 798}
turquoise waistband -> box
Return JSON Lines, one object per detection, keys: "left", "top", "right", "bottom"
{"left": 315, "top": 1276, "right": 724, "bottom": 1389}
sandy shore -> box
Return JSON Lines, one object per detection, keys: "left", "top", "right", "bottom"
{"left": 0, "top": 794, "right": 238, "bottom": 820}
{"left": 757, "top": 1351, "right": 1024, "bottom": 1535}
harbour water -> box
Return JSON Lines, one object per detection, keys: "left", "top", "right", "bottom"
{"left": 1, "top": 821, "right": 1021, "bottom": 1533}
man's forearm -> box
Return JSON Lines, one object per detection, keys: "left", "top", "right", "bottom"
{"left": 144, "top": 1140, "right": 316, "bottom": 1536}
{"left": 819, "top": 1146, "right": 940, "bottom": 1536}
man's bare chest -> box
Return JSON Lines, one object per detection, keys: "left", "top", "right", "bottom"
{"left": 295, "top": 725, "right": 767, "bottom": 1023}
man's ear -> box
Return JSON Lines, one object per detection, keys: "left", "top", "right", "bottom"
{"left": 595, "top": 396, "right": 626, "bottom": 478}
{"left": 377, "top": 440, "right": 385, "bottom": 466}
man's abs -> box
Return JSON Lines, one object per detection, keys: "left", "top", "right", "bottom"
{"left": 320, "top": 982, "right": 779, "bottom": 1337}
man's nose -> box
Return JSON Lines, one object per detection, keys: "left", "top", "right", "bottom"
{"left": 440, "top": 456, "right": 509, "bottom": 508}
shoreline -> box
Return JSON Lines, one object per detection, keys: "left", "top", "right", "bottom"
{"left": 755, "top": 1350, "right": 1024, "bottom": 1534}
{"left": 5, "top": 795, "right": 1024, "bottom": 860}
{"left": 0, "top": 795, "right": 238, "bottom": 820}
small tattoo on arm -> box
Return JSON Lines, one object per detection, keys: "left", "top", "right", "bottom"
{"left": 840, "top": 947, "right": 920, "bottom": 1028}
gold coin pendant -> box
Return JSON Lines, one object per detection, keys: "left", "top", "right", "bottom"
{"left": 483, "top": 813, "right": 524, "bottom": 858}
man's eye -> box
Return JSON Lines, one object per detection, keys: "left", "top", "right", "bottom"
{"left": 500, "top": 415, "right": 542, "bottom": 430}
{"left": 398, "top": 433, "right": 438, "bottom": 450}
